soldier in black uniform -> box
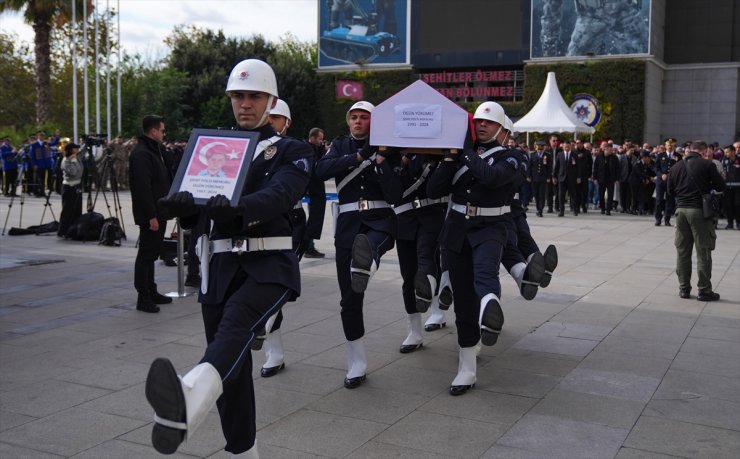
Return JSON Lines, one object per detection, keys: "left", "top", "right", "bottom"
{"left": 315, "top": 101, "right": 403, "bottom": 389}
{"left": 303, "top": 127, "right": 327, "bottom": 257}
{"left": 393, "top": 153, "right": 447, "bottom": 352}
{"left": 576, "top": 140, "right": 592, "bottom": 213}
{"left": 144, "top": 59, "right": 313, "bottom": 458}
{"left": 721, "top": 145, "right": 740, "bottom": 229}
{"left": 529, "top": 140, "right": 551, "bottom": 217}
{"left": 427, "top": 102, "right": 525, "bottom": 396}
{"left": 654, "top": 138, "right": 680, "bottom": 226}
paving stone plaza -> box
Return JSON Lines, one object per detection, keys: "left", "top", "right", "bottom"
{"left": 0, "top": 190, "right": 738, "bottom": 458}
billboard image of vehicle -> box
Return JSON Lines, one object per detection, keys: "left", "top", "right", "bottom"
{"left": 318, "top": 0, "right": 410, "bottom": 70}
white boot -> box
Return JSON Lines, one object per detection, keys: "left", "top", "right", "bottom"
{"left": 261, "top": 330, "right": 285, "bottom": 377}
{"left": 344, "top": 338, "right": 367, "bottom": 388}
{"left": 479, "top": 293, "right": 503, "bottom": 346}
{"left": 400, "top": 313, "right": 423, "bottom": 353}
{"left": 437, "top": 270, "right": 453, "bottom": 310}
{"left": 232, "top": 441, "right": 259, "bottom": 458}
{"left": 424, "top": 298, "right": 447, "bottom": 331}
{"left": 450, "top": 346, "right": 477, "bottom": 395}
{"left": 146, "top": 359, "right": 223, "bottom": 454}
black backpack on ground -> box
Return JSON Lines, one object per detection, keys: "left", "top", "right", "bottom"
{"left": 66, "top": 212, "right": 105, "bottom": 241}
{"left": 99, "top": 217, "right": 124, "bottom": 246}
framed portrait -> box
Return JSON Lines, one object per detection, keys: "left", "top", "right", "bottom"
{"left": 169, "top": 129, "right": 260, "bottom": 206}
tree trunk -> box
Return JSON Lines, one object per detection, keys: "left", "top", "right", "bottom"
{"left": 33, "top": 17, "right": 52, "bottom": 126}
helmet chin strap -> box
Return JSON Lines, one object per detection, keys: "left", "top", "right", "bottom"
{"left": 254, "top": 95, "right": 275, "bottom": 129}
{"left": 351, "top": 134, "right": 368, "bottom": 141}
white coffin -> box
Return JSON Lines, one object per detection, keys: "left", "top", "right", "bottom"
{"left": 369, "top": 80, "right": 469, "bottom": 151}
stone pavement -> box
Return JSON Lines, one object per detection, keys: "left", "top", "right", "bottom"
{"left": 0, "top": 191, "right": 738, "bottom": 459}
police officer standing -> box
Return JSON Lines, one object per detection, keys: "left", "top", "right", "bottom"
{"left": 315, "top": 101, "right": 403, "bottom": 389}
{"left": 427, "top": 102, "right": 526, "bottom": 396}
{"left": 668, "top": 141, "right": 725, "bottom": 301}
{"left": 655, "top": 138, "right": 679, "bottom": 226}
{"left": 528, "top": 140, "right": 550, "bottom": 217}
{"left": 303, "top": 127, "right": 327, "bottom": 258}
{"left": 145, "top": 59, "right": 313, "bottom": 458}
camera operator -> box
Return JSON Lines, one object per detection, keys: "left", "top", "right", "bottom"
{"left": 57, "top": 143, "right": 84, "bottom": 237}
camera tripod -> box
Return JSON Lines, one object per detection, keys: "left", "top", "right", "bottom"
{"left": 83, "top": 144, "right": 127, "bottom": 240}
{"left": 2, "top": 161, "right": 60, "bottom": 235}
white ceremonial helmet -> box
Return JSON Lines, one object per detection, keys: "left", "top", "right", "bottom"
{"left": 504, "top": 116, "right": 515, "bottom": 133}
{"left": 271, "top": 99, "right": 292, "bottom": 121}
{"left": 225, "top": 59, "right": 279, "bottom": 97}
{"left": 473, "top": 101, "right": 506, "bottom": 126}
{"left": 346, "top": 100, "right": 375, "bottom": 123}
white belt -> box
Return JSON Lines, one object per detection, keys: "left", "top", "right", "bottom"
{"left": 293, "top": 201, "right": 303, "bottom": 209}
{"left": 338, "top": 199, "right": 391, "bottom": 214}
{"left": 451, "top": 203, "right": 509, "bottom": 217}
{"left": 394, "top": 197, "right": 449, "bottom": 215}
{"left": 211, "top": 236, "right": 293, "bottom": 254}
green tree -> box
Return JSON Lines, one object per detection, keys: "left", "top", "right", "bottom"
{"left": 0, "top": 32, "right": 36, "bottom": 134}
{"left": 0, "top": 0, "right": 88, "bottom": 125}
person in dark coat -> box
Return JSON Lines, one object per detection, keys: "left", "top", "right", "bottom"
{"left": 315, "top": 100, "right": 403, "bottom": 389}
{"left": 144, "top": 59, "right": 313, "bottom": 458}
{"left": 592, "top": 141, "right": 619, "bottom": 215}
{"left": 553, "top": 140, "right": 582, "bottom": 216}
{"left": 128, "top": 115, "right": 173, "bottom": 313}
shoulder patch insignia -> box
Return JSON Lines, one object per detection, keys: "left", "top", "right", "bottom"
{"left": 506, "top": 157, "right": 519, "bottom": 169}
{"left": 264, "top": 145, "right": 277, "bottom": 160}
{"left": 292, "top": 158, "right": 310, "bottom": 173}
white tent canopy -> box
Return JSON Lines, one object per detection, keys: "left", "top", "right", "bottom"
{"left": 513, "top": 72, "right": 595, "bottom": 137}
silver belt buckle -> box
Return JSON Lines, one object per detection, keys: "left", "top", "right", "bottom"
{"left": 231, "top": 238, "right": 248, "bottom": 254}
{"left": 466, "top": 205, "right": 478, "bottom": 217}
{"left": 412, "top": 199, "right": 421, "bottom": 209}
{"left": 358, "top": 199, "right": 369, "bottom": 211}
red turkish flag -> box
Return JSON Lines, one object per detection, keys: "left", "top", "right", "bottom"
{"left": 336, "top": 80, "right": 363, "bottom": 100}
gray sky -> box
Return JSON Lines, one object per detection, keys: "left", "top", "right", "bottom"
{"left": 1, "top": 0, "right": 318, "bottom": 58}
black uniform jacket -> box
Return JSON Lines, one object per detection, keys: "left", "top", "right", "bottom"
{"left": 188, "top": 125, "right": 313, "bottom": 304}
{"left": 667, "top": 152, "right": 726, "bottom": 209}
{"left": 654, "top": 151, "right": 680, "bottom": 183}
{"left": 528, "top": 150, "right": 552, "bottom": 183}
{"left": 508, "top": 147, "right": 530, "bottom": 217}
{"left": 129, "top": 135, "right": 173, "bottom": 226}
{"left": 426, "top": 142, "right": 525, "bottom": 253}
{"left": 395, "top": 155, "right": 446, "bottom": 241}
{"left": 315, "top": 135, "right": 403, "bottom": 248}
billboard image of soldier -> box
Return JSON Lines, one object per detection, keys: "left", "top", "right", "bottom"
{"left": 532, "top": 0, "right": 650, "bottom": 58}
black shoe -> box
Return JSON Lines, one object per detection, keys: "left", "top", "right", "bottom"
{"left": 137, "top": 293, "right": 160, "bottom": 313}
{"left": 697, "top": 290, "right": 720, "bottom": 302}
{"left": 151, "top": 291, "right": 173, "bottom": 304}
{"left": 399, "top": 343, "right": 423, "bottom": 354}
{"left": 540, "top": 245, "right": 558, "bottom": 288}
{"left": 679, "top": 288, "right": 691, "bottom": 299}
{"left": 537, "top": 211, "right": 543, "bottom": 217}
{"left": 664, "top": 220, "right": 672, "bottom": 227}
{"left": 520, "top": 252, "right": 545, "bottom": 301}
{"left": 655, "top": 220, "right": 662, "bottom": 226}
{"left": 414, "top": 272, "right": 433, "bottom": 313}
{"left": 601, "top": 209, "right": 605, "bottom": 214}
{"left": 304, "top": 247, "right": 325, "bottom": 258}
{"left": 450, "top": 383, "right": 474, "bottom": 396}
{"left": 184, "top": 276, "right": 201, "bottom": 288}
{"left": 438, "top": 286, "right": 453, "bottom": 310}
{"left": 145, "top": 358, "right": 186, "bottom": 454}
{"left": 425, "top": 322, "right": 446, "bottom": 332}
{"left": 260, "top": 363, "right": 285, "bottom": 378}
{"left": 558, "top": 212, "right": 564, "bottom": 217}
{"left": 344, "top": 375, "right": 366, "bottom": 389}
{"left": 582, "top": 207, "right": 587, "bottom": 214}
{"left": 606, "top": 210, "right": 611, "bottom": 216}
{"left": 350, "top": 234, "right": 374, "bottom": 293}
{"left": 547, "top": 208, "right": 554, "bottom": 214}
{"left": 480, "top": 297, "right": 504, "bottom": 346}
{"left": 250, "top": 328, "right": 266, "bottom": 350}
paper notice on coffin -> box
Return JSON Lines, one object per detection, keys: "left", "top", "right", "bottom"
{"left": 370, "top": 80, "right": 468, "bottom": 149}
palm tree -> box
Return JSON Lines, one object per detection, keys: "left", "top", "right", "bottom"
{"left": 0, "top": 1, "right": 86, "bottom": 125}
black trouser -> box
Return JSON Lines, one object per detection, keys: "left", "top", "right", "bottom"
{"left": 335, "top": 228, "right": 394, "bottom": 341}
{"left": 448, "top": 236, "right": 504, "bottom": 348}
{"left": 630, "top": 181, "right": 643, "bottom": 213}
{"left": 3, "top": 169, "right": 18, "bottom": 195}
{"left": 397, "top": 226, "right": 440, "bottom": 315}
{"left": 58, "top": 184, "right": 82, "bottom": 236}
{"left": 655, "top": 180, "right": 675, "bottom": 223}
{"left": 134, "top": 223, "right": 166, "bottom": 295}
{"left": 599, "top": 182, "right": 615, "bottom": 212}
{"left": 619, "top": 180, "right": 630, "bottom": 211}
{"left": 579, "top": 179, "right": 589, "bottom": 211}
{"left": 532, "top": 182, "right": 546, "bottom": 212}
{"left": 558, "top": 179, "right": 579, "bottom": 213}
{"left": 201, "top": 270, "right": 291, "bottom": 454}
{"left": 546, "top": 182, "right": 555, "bottom": 210}
{"left": 725, "top": 188, "right": 740, "bottom": 225}
{"left": 305, "top": 177, "right": 326, "bottom": 243}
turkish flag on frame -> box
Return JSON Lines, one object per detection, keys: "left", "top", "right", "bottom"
{"left": 336, "top": 80, "right": 363, "bottom": 100}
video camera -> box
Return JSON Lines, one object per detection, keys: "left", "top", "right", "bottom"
{"left": 81, "top": 133, "right": 107, "bottom": 147}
